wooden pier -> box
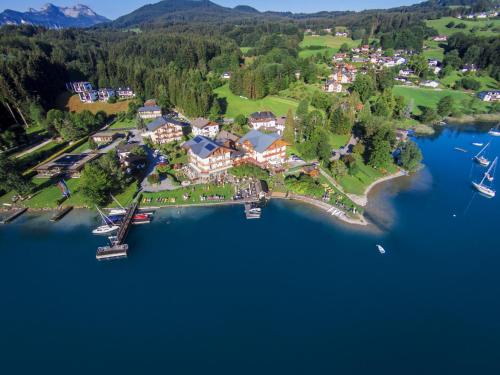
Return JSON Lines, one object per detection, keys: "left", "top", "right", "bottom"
{"left": 0, "top": 208, "right": 28, "bottom": 224}
{"left": 96, "top": 201, "right": 138, "bottom": 261}
{"left": 50, "top": 206, "right": 73, "bottom": 222}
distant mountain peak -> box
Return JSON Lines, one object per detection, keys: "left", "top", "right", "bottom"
{"left": 0, "top": 3, "right": 109, "bottom": 28}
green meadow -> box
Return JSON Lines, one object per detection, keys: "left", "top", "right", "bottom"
{"left": 426, "top": 17, "right": 500, "bottom": 37}
{"left": 214, "top": 84, "right": 300, "bottom": 118}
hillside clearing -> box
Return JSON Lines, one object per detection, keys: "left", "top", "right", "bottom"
{"left": 56, "top": 92, "right": 132, "bottom": 115}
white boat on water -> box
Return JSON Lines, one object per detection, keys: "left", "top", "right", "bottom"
{"left": 472, "top": 142, "right": 484, "bottom": 147}
{"left": 108, "top": 208, "right": 127, "bottom": 216}
{"left": 488, "top": 124, "right": 500, "bottom": 137}
{"left": 472, "top": 157, "right": 497, "bottom": 198}
{"left": 92, "top": 225, "right": 119, "bottom": 235}
{"left": 473, "top": 143, "right": 490, "bottom": 167}
{"left": 376, "top": 245, "right": 386, "bottom": 254}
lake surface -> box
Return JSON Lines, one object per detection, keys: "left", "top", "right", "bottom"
{"left": 1, "top": 125, "right": 499, "bottom": 374}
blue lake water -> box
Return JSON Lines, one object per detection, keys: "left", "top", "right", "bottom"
{"left": 1, "top": 125, "right": 499, "bottom": 374}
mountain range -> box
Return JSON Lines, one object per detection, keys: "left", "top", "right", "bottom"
{"left": 0, "top": 3, "right": 109, "bottom": 28}
{"left": 0, "top": 0, "right": 493, "bottom": 29}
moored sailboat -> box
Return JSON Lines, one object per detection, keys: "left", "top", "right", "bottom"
{"left": 472, "top": 157, "right": 497, "bottom": 198}
{"left": 473, "top": 142, "right": 490, "bottom": 167}
{"left": 488, "top": 124, "right": 500, "bottom": 137}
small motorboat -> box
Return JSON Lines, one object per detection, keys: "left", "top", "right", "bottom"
{"left": 92, "top": 225, "right": 119, "bottom": 235}
{"left": 472, "top": 142, "right": 484, "bottom": 147}
{"left": 376, "top": 244, "right": 386, "bottom": 254}
{"left": 108, "top": 208, "right": 127, "bottom": 215}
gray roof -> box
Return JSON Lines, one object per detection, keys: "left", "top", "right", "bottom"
{"left": 183, "top": 136, "right": 223, "bottom": 159}
{"left": 191, "top": 117, "right": 212, "bottom": 129}
{"left": 146, "top": 116, "right": 184, "bottom": 132}
{"left": 238, "top": 129, "right": 281, "bottom": 153}
{"left": 250, "top": 111, "right": 276, "bottom": 121}
{"left": 138, "top": 105, "right": 161, "bottom": 113}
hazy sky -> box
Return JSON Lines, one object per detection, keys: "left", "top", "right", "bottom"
{"left": 2, "top": 0, "right": 422, "bottom": 20}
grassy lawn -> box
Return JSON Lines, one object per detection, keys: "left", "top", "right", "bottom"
{"left": 15, "top": 140, "right": 66, "bottom": 168}
{"left": 214, "top": 83, "right": 301, "bottom": 118}
{"left": 393, "top": 85, "right": 491, "bottom": 115}
{"left": 440, "top": 71, "right": 499, "bottom": 91}
{"left": 299, "top": 35, "right": 359, "bottom": 58}
{"left": 142, "top": 184, "right": 235, "bottom": 206}
{"left": 56, "top": 92, "right": 132, "bottom": 115}
{"left": 108, "top": 117, "right": 137, "bottom": 129}
{"left": 426, "top": 17, "right": 500, "bottom": 37}
{"left": 71, "top": 140, "right": 90, "bottom": 153}
{"left": 337, "top": 155, "right": 397, "bottom": 195}
{"left": 0, "top": 178, "right": 139, "bottom": 210}
{"left": 423, "top": 40, "right": 445, "bottom": 60}
{"left": 328, "top": 133, "right": 349, "bottom": 149}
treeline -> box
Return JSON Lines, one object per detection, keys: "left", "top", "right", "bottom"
{"left": 380, "top": 23, "right": 437, "bottom": 52}
{"left": 444, "top": 33, "right": 500, "bottom": 80}
{"left": 0, "top": 25, "right": 240, "bottom": 146}
{"left": 228, "top": 34, "right": 317, "bottom": 99}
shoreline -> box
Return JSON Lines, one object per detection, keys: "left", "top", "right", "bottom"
{"left": 347, "top": 170, "right": 407, "bottom": 207}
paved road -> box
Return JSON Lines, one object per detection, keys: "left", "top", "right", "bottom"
{"left": 331, "top": 135, "right": 358, "bottom": 160}
{"left": 14, "top": 138, "right": 54, "bottom": 159}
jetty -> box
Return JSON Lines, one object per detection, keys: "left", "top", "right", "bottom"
{"left": 0, "top": 208, "right": 28, "bottom": 224}
{"left": 96, "top": 201, "right": 138, "bottom": 261}
{"left": 50, "top": 206, "right": 73, "bottom": 222}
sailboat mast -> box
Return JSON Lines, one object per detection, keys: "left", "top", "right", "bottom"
{"left": 480, "top": 157, "right": 497, "bottom": 185}
{"left": 475, "top": 142, "right": 490, "bottom": 158}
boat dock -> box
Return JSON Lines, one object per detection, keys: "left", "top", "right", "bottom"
{"left": 245, "top": 202, "right": 262, "bottom": 219}
{"left": 0, "top": 208, "right": 28, "bottom": 224}
{"left": 96, "top": 201, "right": 138, "bottom": 261}
{"left": 50, "top": 206, "right": 73, "bottom": 222}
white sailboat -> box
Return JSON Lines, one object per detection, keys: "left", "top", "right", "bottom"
{"left": 376, "top": 245, "right": 386, "bottom": 254}
{"left": 472, "top": 157, "right": 497, "bottom": 198}
{"left": 92, "top": 206, "right": 120, "bottom": 235}
{"left": 473, "top": 142, "right": 490, "bottom": 167}
{"left": 472, "top": 142, "right": 483, "bottom": 147}
{"left": 488, "top": 124, "right": 500, "bottom": 137}
{"left": 107, "top": 194, "right": 127, "bottom": 215}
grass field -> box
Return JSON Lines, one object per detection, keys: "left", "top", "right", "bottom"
{"left": 440, "top": 71, "right": 499, "bottom": 91}
{"left": 299, "top": 35, "right": 359, "bottom": 58}
{"left": 423, "top": 40, "right": 445, "bottom": 60}
{"left": 108, "top": 117, "right": 137, "bottom": 129}
{"left": 426, "top": 17, "right": 500, "bottom": 37}
{"left": 142, "top": 184, "right": 235, "bottom": 206}
{"left": 214, "top": 84, "right": 301, "bottom": 118}
{"left": 328, "top": 133, "right": 350, "bottom": 149}
{"left": 56, "top": 92, "right": 132, "bottom": 115}
{"left": 393, "top": 85, "right": 491, "bottom": 115}
{"left": 338, "top": 155, "right": 397, "bottom": 195}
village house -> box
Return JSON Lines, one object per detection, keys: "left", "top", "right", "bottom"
{"left": 97, "top": 88, "right": 115, "bottom": 102}
{"left": 333, "top": 53, "right": 347, "bottom": 62}
{"left": 116, "top": 143, "right": 146, "bottom": 170}
{"left": 138, "top": 105, "right": 162, "bottom": 119}
{"left": 143, "top": 116, "right": 184, "bottom": 144}
{"left": 399, "top": 69, "right": 414, "bottom": 77}
{"left": 183, "top": 136, "right": 236, "bottom": 178}
{"left": 361, "top": 45, "right": 370, "bottom": 53}
{"left": 461, "top": 64, "right": 477, "bottom": 73}
{"left": 216, "top": 130, "right": 240, "bottom": 149}
{"left": 420, "top": 80, "right": 440, "bottom": 88}
{"left": 478, "top": 91, "right": 500, "bottom": 102}
{"left": 191, "top": 118, "right": 220, "bottom": 139}
{"left": 323, "top": 80, "right": 343, "bottom": 93}
{"left": 116, "top": 87, "right": 135, "bottom": 99}
{"left": 335, "top": 31, "right": 348, "bottom": 37}
{"left": 91, "top": 131, "right": 124, "bottom": 144}
{"left": 78, "top": 90, "right": 98, "bottom": 103}
{"left": 67, "top": 81, "right": 93, "bottom": 93}
{"left": 249, "top": 111, "right": 285, "bottom": 134}
{"left": 236, "top": 129, "right": 288, "bottom": 169}
{"left": 35, "top": 153, "right": 101, "bottom": 178}
{"left": 432, "top": 35, "right": 448, "bottom": 42}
